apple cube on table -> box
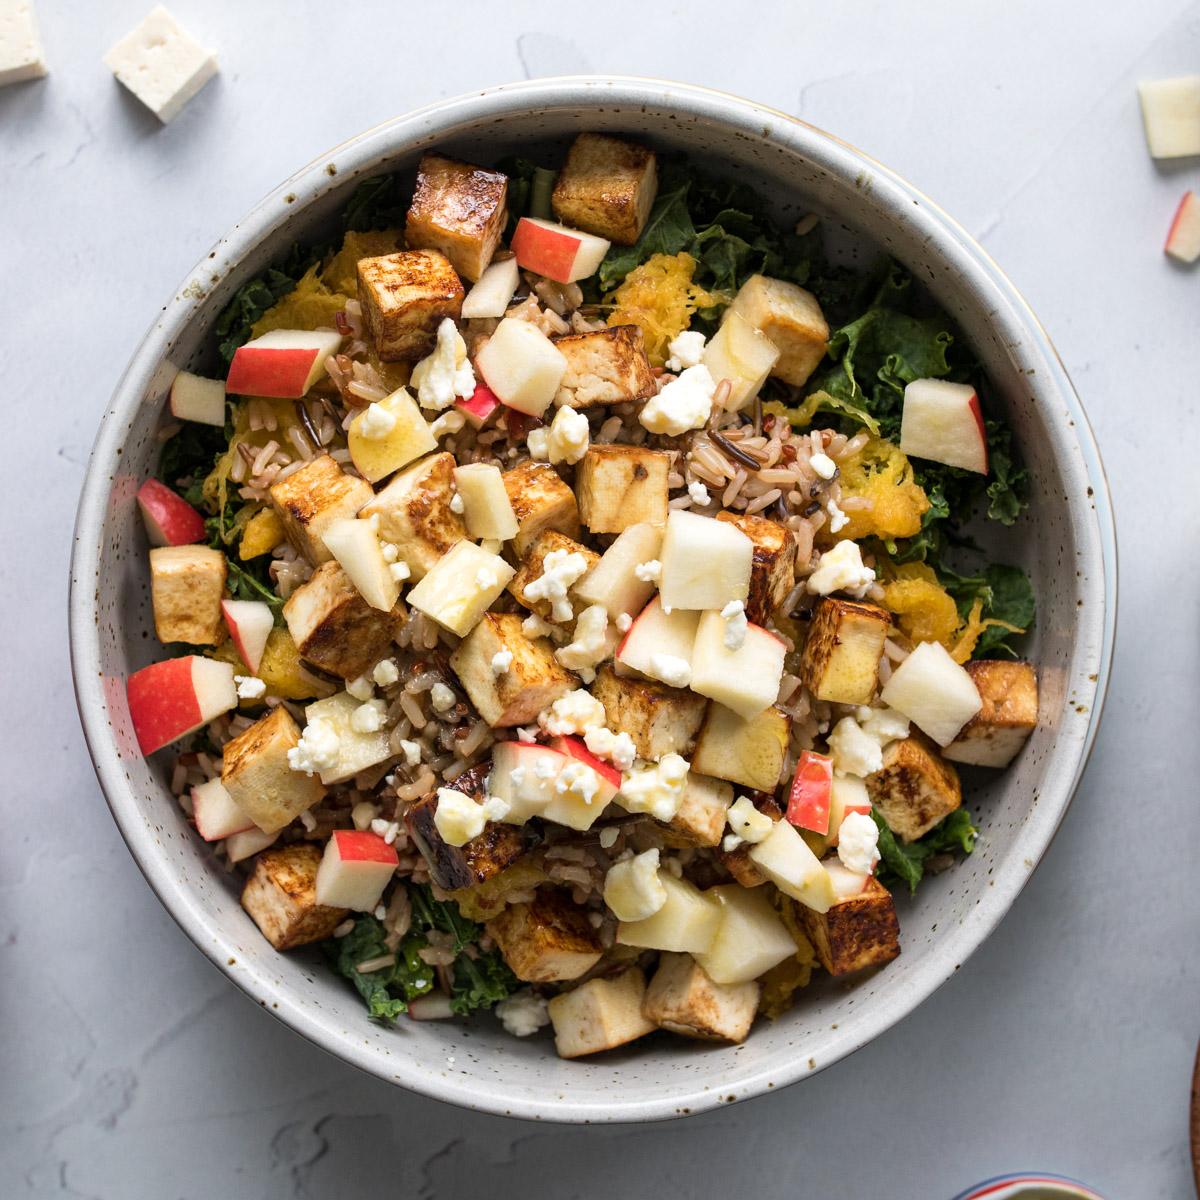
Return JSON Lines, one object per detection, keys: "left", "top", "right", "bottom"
{"left": 659, "top": 510, "right": 753, "bottom": 612}
{"left": 226, "top": 330, "right": 343, "bottom": 399}
{"left": 267, "top": 453, "right": 374, "bottom": 567}
{"left": 701, "top": 310, "right": 780, "bottom": 412}
{"left": 591, "top": 664, "right": 706, "bottom": 761}
{"left": 149, "top": 545, "right": 227, "bottom": 645}
{"left": 723, "top": 273, "right": 829, "bottom": 388}
{"left": 347, "top": 386, "right": 437, "bottom": 484}
{"left": 169, "top": 370, "right": 226, "bottom": 426}
{"left": 220, "top": 599, "right": 273, "bottom": 675}
{"left": 137, "top": 478, "right": 207, "bottom": 547}
{"left": 548, "top": 968, "right": 655, "bottom": 1059}
{"left": 572, "top": 522, "right": 663, "bottom": 621}
{"left": 191, "top": 777, "right": 254, "bottom": 841}
{"left": 945, "top": 660, "right": 1039, "bottom": 768}
{"left": 501, "top": 461, "right": 581, "bottom": 556}
{"left": 748, "top": 819, "right": 835, "bottom": 913}
{"left": 694, "top": 884, "right": 798, "bottom": 986}
{"left": 552, "top": 325, "right": 657, "bottom": 410}
{"left": 405, "top": 540, "right": 514, "bottom": 638}
{"left": 714, "top": 510, "right": 798, "bottom": 625}
{"left": 661, "top": 772, "right": 733, "bottom": 849}
{"left": 690, "top": 611, "right": 786, "bottom": 719}
{"left": 461, "top": 257, "right": 520, "bottom": 320}
{"left": 881, "top": 639, "right": 982, "bottom": 746}
{"left": 240, "top": 843, "right": 348, "bottom": 951}
{"left": 452, "top": 462, "right": 519, "bottom": 542}
{"left": 487, "top": 888, "right": 604, "bottom": 983}
{"left": 357, "top": 249, "right": 464, "bottom": 362}
{"left": 900, "top": 378, "right": 988, "bottom": 474}
{"left": 1166, "top": 191, "right": 1200, "bottom": 264}
{"left": 576, "top": 444, "right": 670, "bottom": 534}
{"left": 643, "top": 952, "right": 760, "bottom": 1044}
{"left": 692, "top": 703, "right": 790, "bottom": 794}
{"left": 320, "top": 517, "right": 399, "bottom": 613}
{"left": 126, "top": 656, "right": 237, "bottom": 756}
{"left": 799, "top": 596, "right": 891, "bottom": 705}
{"left": 475, "top": 316, "right": 569, "bottom": 417}
{"left": 866, "top": 731, "right": 962, "bottom": 843}
{"left": 1137, "top": 75, "right": 1200, "bottom": 159}
{"left": 797, "top": 876, "right": 900, "bottom": 977}
{"left": 616, "top": 873, "right": 722, "bottom": 955}
{"left": 511, "top": 216, "right": 610, "bottom": 285}
{"left": 551, "top": 133, "right": 658, "bottom": 246}
{"left": 508, "top": 529, "right": 599, "bottom": 624}
{"left": 314, "top": 830, "right": 399, "bottom": 912}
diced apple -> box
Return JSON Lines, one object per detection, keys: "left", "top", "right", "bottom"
{"left": 461, "top": 256, "right": 521, "bottom": 319}
{"left": 224, "top": 826, "right": 279, "bottom": 863}
{"left": 786, "top": 750, "right": 833, "bottom": 835}
{"left": 226, "top": 329, "right": 343, "bottom": 398}
{"left": 511, "top": 216, "right": 611, "bottom": 284}
{"left": 691, "top": 703, "right": 790, "bottom": 793}
{"left": 220, "top": 599, "right": 273, "bottom": 674}
{"left": 1138, "top": 75, "right": 1200, "bottom": 159}
{"left": 314, "top": 829, "right": 399, "bottom": 911}
{"left": 828, "top": 775, "right": 872, "bottom": 848}
{"left": 689, "top": 612, "right": 785, "bottom": 720}
{"left": 1165, "top": 191, "right": 1200, "bottom": 264}
{"left": 302, "top": 692, "right": 394, "bottom": 786}
{"left": 659, "top": 510, "right": 752, "bottom": 611}
{"left": 126, "top": 656, "right": 237, "bottom": 755}
{"left": 824, "top": 861, "right": 870, "bottom": 901}
{"left": 191, "top": 777, "right": 253, "bottom": 841}
{"left": 701, "top": 310, "right": 780, "bottom": 411}
{"left": 137, "top": 478, "right": 206, "bottom": 547}
{"left": 475, "top": 316, "right": 569, "bottom": 417}
{"left": 614, "top": 597, "right": 699, "bottom": 685}
{"left": 616, "top": 873, "right": 721, "bottom": 954}
{"left": 881, "top": 639, "right": 983, "bottom": 747}
{"left": 453, "top": 463, "right": 519, "bottom": 541}
{"left": 488, "top": 741, "right": 567, "bottom": 823}
{"left": 572, "top": 522, "right": 663, "bottom": 620}
{"left": 748, "top": 819, "right": 835, "bottom": 913}
{"left": 900, "top": 378, "right": 988, "bottom": 474}
{"left": 169, "top": 370, "right": 226, "bottom": 426}
{"left": 538, "top": 737, "right": 615, "bottom": 831}
{"left": 456, "top": 381, "right": 501, "bottom": 429}
{"left": 347, "top": 386, "right": 437, "bottom": 483}
{"left": 320, "top": 518, "right": 399, "bottom": 612}
{"left": 405, "top": 540, "right": 515, "bottom": 637}
{"left": 694, "top": 884, "right": 798, "bottom": 985}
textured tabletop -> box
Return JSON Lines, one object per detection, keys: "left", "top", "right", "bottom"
{"left": 3, "top": 1, "right": 1198, "bottom": 1196}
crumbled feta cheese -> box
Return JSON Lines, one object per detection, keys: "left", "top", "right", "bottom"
{"left": 234, "top": 675, "right": 266, "bottom": 700}
{"left": 516, "top": 726, "right": 539, "bottom": 743}
{"left": 806, "top": 539, "right": 876, "bottom": 598}
{"left": 433, "top": 787, "right": 488, "bottom": 846}
{"left": 618, "top": 753, "right": 689, "bottom": 822}
{"left": 828, "top": 716, "right": 884, "bottom": 777}
{"left": 287, "top": 717, "right": 340, "bottom": 776}
{"left": 399, "top": 739, "right": 422, "bottom": 766}
{"left": 380, "top": 542, "right": 399, "bottom": 563}
{"left": 650, "top": 652, "right": 691, "bottom": 689}
{"left": 598, "top": 825, "right": 619, "bottom": 850}
{"left": 410, "top": 318, "right": 475, "bottom": 411}
{"left": 522, "top": 612, "right": 554, "bottom": 640}
{"left": 371, "top": 818, "right": 401, "bottom": 845}
{"left": 482, "top": 795, "right": 511, "bottom": 823}
{"left": 720, "top": 599, "right": 747, "bottom": 651}
{"left": 687, "top": 479, "right": 711, "bottom": 506}
{"left": 449, "top": 491, "right": 465, "bottom": 514}
{"left": 634, "top": 559, "right": 661, "bottom": 584}
{"left": 584, "top": 726, "right": 637, "bottom": 772}
{"left": 372, "top": 659, "right": 399, "bottom": 687}
{"left": 857, "top": 705, "right": 911, "bottom": 746}
{"left": 615, "top": 612, "right": 633, "bottom": 633}
{"left": 429, "top": 409, "right": 467, "bottom": 440}
{"left": 475, "top": 566, "right": 498, "bottom": 590}
{"left": 526, "top": 426, "right": 550, "bottom": 460}
{"left": 726, "top": 796, "right": 774, "bottom": 844}
{"left": 603, "top": 848, "right": 667, "bottom": 921}
{"left": 533, "top": 755, "right": 557, "bottom": 781}
{"left": 540, "top": 689, "right": 606, "bottom": 736}
{"left": 555, "top": 604, "right": 609, "bottom": 675}
{"left": 351, "top": 801, "right": 378, "bottom": 831}
{"left": 490, "top": 649, "right": 513, "bottom": 675}
{"left": 350, "top": 699, "right": 386, "bottom": 735}
{"left": 556, "top": 761, "right": 599, "bottom": 806}
{"left": 346, "top": 675, "right": 375, "bottom": 702}
{"left": 809, "top": 451, "right": 838, "bottom": 480}
{"left": 389, "top": 560, "right": 412, "bottom": 582}
{"left": 826, "top": 496, "right": 850, "bottom": 534}
{"left": 508, "top": 766, "right": 526, "bottom": 789}
{"left": 358, "top": 401, "right": 397, "bottom": 440}
{"left": 639, "top": 364, "right": 716, "bottom": 436}
{"left": 545, "top": 405, "right": 590, "bottom": 465}
{"left": 665, "top": 330, "right": 706, "bottom": 373}
{"left": 722, "top": 833, "right": 744, "bottom": 853}
{"left": 495, "top": 989, "right": 551, "bottom": 1038}
{"left": 524, "top": 548, "right": 589, "bottom": 623}
{"left": 837, "top": 811, "right": 881, "bottom": 875}
{"left": 430, "top": 682, "right": 457, "bottom": 712}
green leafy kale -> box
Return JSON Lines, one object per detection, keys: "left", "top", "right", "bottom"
{"left": 942, "top": 562, "right": 1037, "bottom": 659}
{"left": 157, "top": 419, "right": 226, "bottom": 496}
{"left": 325, "top": 916, "right": 435, "bottom": 1021}
{"left": 449, "top": 948, "right": 519, "bottom": 1017}
{"left": 873, "top": 807, "right": 978, "bottom": 895}
{"left": 495, "top": 156, "right": 538, "bottom": 236}
{"left": 342, "top": 173, "right": 408, "bottom": 232}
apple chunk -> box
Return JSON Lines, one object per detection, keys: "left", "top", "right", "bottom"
{"left": 615, "top": 873, "right": 721, "bottom": 954}
{"left": 881, "top": 639, "right": 983, "bottom": 747}
{"left": 511, "top": 216, "right": 611, "bottom": 284}
{"left": 137, "top": 478, "right": 206, "bottom": 547}
{"left": 786, "top": 750, "right": 833, "bottom": 835}
{"left": 126, "top": 656, "right": 237, "bottom": 755}
{"left": 226, "top": 329, "right": 343, "bottom": 398}
{"left": 456, "top": 381, "right": 500, "bottom": 429}
{"left": 191, "top": 777, "right": 253, "bottom": 841}
{"left": 694, "top": 884, "right": 798, "bottom": 985}
{"left": 659, "top": 510, "right": 752, "bottom": 611}
{"left": 488, "top": 741, "right": 567, "bottom": 823}
{"left": 169, "top": 370, "right": 226, "bottom": 426}
{"left": 702, "top": 310, "right": 780, "bottom": 411}
{"left": 461, "top": 256, "right": 521, "bottom": 319}
{"left": 1138, "top": 75, "right": 1200, "bottom": 159}
{"left": 475, "top": 317, "right": 568, "bottom": 417}
{"left": 614, "top": 597, "right": 699, "bottom": 686}
{"left": 221, "top": 599, "right": 274, "bottom": 673}
{"left": 572, "top": 522, "right": 663, "bottom": 620}
{"left": 347, "top": 386, "right": 437, "bottom": 483}
{"left": 900, "top": 378, "right": 988, "bottom": 474}
{"left": 453, "top": 463, "right": 519, "bottom": 541}
{"left": 1166, "top": 191, "right": 1200, "bottom": 264}
{"left": 748, "top": 819, "right": 835, "bottom": 913}
{"left": 314, "top": 829, "right": 399, "bottom": 911}
{"left": 320, "top": 518, "right": 399, "bottom": 612}
{"left": 689, "top": 611, "right": 785, "bottom": 719}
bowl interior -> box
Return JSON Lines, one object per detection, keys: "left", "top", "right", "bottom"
{"left": 71, "top": 79, "right": 1112, "bottom": 1122}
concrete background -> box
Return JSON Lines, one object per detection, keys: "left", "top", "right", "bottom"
{"left": 3, "top": 1, "right": 1199, "bottom": 1196}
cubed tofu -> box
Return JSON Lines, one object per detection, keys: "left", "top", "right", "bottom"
{"left": 149, "top": 545, "right": 226, "bottom": 644}
{"left": 508, "top": 530, "right": 600, "bottom": 623}
{"left": 405, "top": 540, "right": 515, "bottom": 637}
{"left": 724, "top": 274, "right": 830, "bottom": 387}
{"left": 267, "top": 454, "right": 374, "bottom": 567}
{"left": 404, "top": 764, "right": 531, "bottom": 890}
{"left": 662, "top": 773, "right": 733, "bottom": 848}
{"left": 241, "top": 843, "right": 348, "bottom": 950}
{"left": 357, "top": 249, "right": 465, "bottom": 362}
{"left": 799, "top": 597, "right": 891, "bottom": 705}
{"left": 715, "top": 511, "right": 797, "bottom": 625}
{"left": 548, "top": 967, "right": 657, "bottom": 1058}
{"left": 945, "top": 660, "right": 1039, "bottom": 768}
{"left": 867, "top": 731, "right": 962, "bottom": 842}
{"left": 642, "top": 953, "right": 759, "bottom": 1043}
{"left": 576, "top": 444, "right": 670, "bottom": 534}
{"left": 486, "top": 888, "right": 604, "bottom": 983}
{"left": 552, "top": 325, "right": 657, "bottom": 410}
{"left": 798, "top": 876, "right": 900, "bottom": 976}
{"left": 404, "top": 152, "right": 508, "bottom": 283}
{"left": 221, "top": 706, "right": 327, "bottom": 834}
{"left": 591, "top": 665, "right": 708, "bottom": 760}
{"left": 282, "top": 561, "right": 405, "bottom": 680}
{"left": 502, "top": 461, "right": 581, "bottom": 556}
{"left": 715, "top": 792, "right": 782, "bottom": 887}
{"left": 358, "top": 451, "right": 466, "bottom": 580}
{"left": 450, "top": 612, "right": 576, "bottom": 726}
{"left": 692, "top": 704, "right": 790, "bottom": 793}
{"left": 551, "top": 133, "right": 658, "bottom": 246}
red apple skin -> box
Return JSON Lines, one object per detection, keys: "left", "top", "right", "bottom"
{"left": 511, "top": 218, "right": 581, "bottom": 284}
{"left": 226, "top": 347, "right": 319, "bottom": 398}
{"left": 137, "top": 479, "right": 206, "bottom": 546}
{"left": 615, "top": 597, "right": 657, "bottom": 662}
{"left": 456, "top": 382, "right": 500, "bottom": 428}
{"left": 786, "top": 751, "right": 833, "bottom": 835}
{"left": 331, "top": 829, "right": 399, "bottom": 866}
{"left": 220, "top": 599, "right": 272, "bottom": 674}
{"left": 829, "top": 802, "right": 873, "bottom": 848}
{"left": 1165, "top": 191, "right": 1200, "bottom": 261}
{"left": 551, "top": 735, "right": 622, "bottom": 789}
{"left": 127, "top": 658, "right": 203, "bottom": 755}
{"left": 967, "top": 392, "right": 989, "bottom": 475}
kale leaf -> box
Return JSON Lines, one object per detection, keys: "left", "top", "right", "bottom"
{"left": 449, "top": 948, "right": 519, "bottom": 1016}
{"left": 342, "top": 174, "right": 408, "bottom": 232}
{"left": 873, "top": 807, "right": 978, "bottom": 895}
{"left": 943, "top": 562, "right": 1037, "bottom": 658}
{"left": 324, "top": 916, "right": 436, "bottom": 1022}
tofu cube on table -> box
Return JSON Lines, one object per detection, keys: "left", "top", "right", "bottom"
{"left": 551, "top": 133, "right": 659, "bottom": 246}
{"left": 798, "top": 876, "right": 900, "bottom": 976}
{"left": 241, "top": 843, "right": 347, "bottom": 950}
{"left": 486, "top": 888, "right": 604, "bottom": 983}
{"left": 0, "top": 0, "right": 48, "bottom": 86}
{"left": 357, "top": 250, "right": 464, "bottom": 362}
{"left": 405, "top": 540, "right": 514, "bottom": 637}
{"left": 715, "top": 510, "right": 797, "bottom": 625}
{"left": 642, "top": 953, "right": 759, "bottom": 1044}
{"left": 268, "top": 454, "right": 374, "bottom": 567}
{"left": 548, "top": 967, "right": 657, "bottom": 1058}
{"left": 944, "top": 660, "right": 1039, "bottom": 768}
{"left": 552, "top": 326, "right": 657, "bottom": 410}
{"left": 692, "top": 704, "right": 790, "bottom": 794}
{"left": 221, "top": 706, "right": 326, "bottom": 834}
{"left": 501, "top": 461, "right": 582, "bottom": 556}
{"left": 723, "top": 274, "right": 830, "bottom": 388}
{"left": 576, "top": 445, "right": 670, "bottom": 534}
{"left": 508, "top": 530, "right": 600, "bottom": 624}
{"left": 799, "top": 596, "right": 891, "bottom": 705}
{"left": 149, "top": 545, "right": 226, "bottom": 645}
{"left": 591, "top": 666, "right": 707, "bottom": 761}
{"left": 404, "top": 152, "right": 508, "bottom": 282}
{"left": 866, "top": 731, "right": 962, "bottom": 842}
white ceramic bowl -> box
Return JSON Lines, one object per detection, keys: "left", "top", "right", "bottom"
{"left": 69, "top": 77, "right": 1116, "bottom": 1123}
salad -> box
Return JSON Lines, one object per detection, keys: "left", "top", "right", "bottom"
{"left": 131, "top": 132, "right": 1037, "bottom": 1056}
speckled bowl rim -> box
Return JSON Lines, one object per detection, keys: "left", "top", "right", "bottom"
{"left": 69, "top": 77, "right": 1117, "bottom": 1124}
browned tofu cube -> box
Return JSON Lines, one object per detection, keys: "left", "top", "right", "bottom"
{"left": 642, "top": 953, "right": 759, "bottom": 1043}
{"left": 662, "top": 772, "right": 733, "bottom": 848}
{"left": 222, "top": 706, "right": 327, "bottom": 834}
{"left": 724, "top": 275, "right": 830, "bottom": 387}
{"left": 551, "top": 133, "right": 658, "bottom": 246}
{"left": 501, "top": 461, "right": 581, "bottom": 556}
{"left": 149, "top": 545, "right": 226, "bottom": 645}
{"left": 552, "top": 325, "right": 657, "bottom": 410}
{"left": 576, "top": 444, "right": 670, "bottom": 534}
{"left": 548, "top": 967, "right": 656, "bottom": 1058}
{"left": 692, "top": 704, "right": 790, "bottom": 794}
{"left": 715, "top": 792, "right": 782, "bottom": 887}
{"left": 404, "top": 152, "right": 507, "bottom": 283}
{"left": 715, "top": 511, "right": 797, "bottom": 625}
{"left": 450, "top": 612, "right": 575, "bottom": 727}
{"left": 358, "top": 451, "right": 466, "bottom": 580}
{"left": 591, "top": 666, "right": 707, "bottom": 760}
{"left": 240, "top": 843, "right": 347, "bottom": 950}
{"left": 798, "top": 876, "right": 900, "bottom": 976}
{"left": 799, "top": 597, "right": 891, "bottom": 705}
{"left": 282, "top": 561, "right": 405, "bottom": 680}
{"left": 867, "top": 731, "right": 962, "bottom": 843}
{"left": 486, "top": 888, "right": 604, "bottom": 983}
{"left": 356, "top": 249, "right": 464, "bottom": 362}
{"left": 508, "top": 529, "right": 600, "bottom": 624}
{"left": 267, "top": 453, "right": 374, "bottom": 567}
{"left": 945, "top": 660, "right": 1039, "bottom": 768}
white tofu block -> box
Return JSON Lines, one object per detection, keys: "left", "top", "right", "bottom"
{"left": 104, "top": 5, "right": 217, "bottom": 123}
{"left": 1138, "top": 76, "right": 1200, "bottom": 159}
{"left": 0, "top": 2, "right": 47, "bottom": 86}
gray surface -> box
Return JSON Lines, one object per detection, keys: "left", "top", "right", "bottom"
{"left": 1, "top": 0, "right": 1196, "bottom": 1194}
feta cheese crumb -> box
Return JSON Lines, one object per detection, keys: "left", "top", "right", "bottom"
{"left": 372, "top": 659, "right": 399, "bottom": 687}
{"left": 827, "top": 716, "right": 884, "bottom": 778}
{"left": 687, "top": 479, "right": 711, "bottom": 506}
{"left": 526, "top": 426, "right": 550, "bottom": 460}
{"left": 449, "top": 491, "right": 465, "bottom": 514}
{"left": 720, "top": 599, "right": 747, "bottom": 651}
{"left": 350, "top": 699, "right": 386, "bottom": 734}
{"left": 634, "top": 559, "right": 661, "bottom": 583}
{"left": 234, "top": 675, "right": 266, "bottom": 700}
{"left": 726, "top": 796, "right": 774, "bottom": 844}
{"left": 429, "top": 409, "right": 467, "bottom": 440}
{"left": 615, "top": 612, "right": 633, "bottom": 633}
{"left": 490, "top": 649, "right": 513, "bottom": 675}
{"left": 351, "top": 801, "right": 378, "bottom": 831}
{"left": 556, "top": 761, "right": 600, "bottom": 806}
{"left": 809, "top": 451, "right": 838, "bottom": 480}
{"left": 649, "top": 652, "right": 691, "bottom": 689}
{"left": 598, "top": 825, "right": 619, "bottom": 850}
{"left": 410, "top": 318, "right": 475, "bottom": 411}
{"left": 857, "top": 705, "right": 910, "bottom": 746}
{"left": 371, "top": 817, "right": 401, "bottom": 845}
{"left": 555, "top": 604, "right": 609, "bottom": 675}
{"left": 639, "top": 364, "right": 716, "bottom": 436}
{"left": 806, "top": 539, "right": 876, "bottom": 598}
{"left": 389, "top": 560, "right": 412, "bottom": 583}
{"left": 380, "top": 542, "right": 399, "bottom": 563}
{"left": 430, "top": 682, "right": 457, "bottom": 713}
{"left": 618, "top": 753, "right": 689, "bottom": 822}
{"left": 826, "top": 496, "right": 850, "bottom": 534}
{"left": 433, "top": 787, "right": 488, "bottom": 846}
{"left": 358, "top": 401, "right": 397, "bottom": 440}
{"left": 837, "top": 811, "right": 881, "bottom": 875}
{"left": 398, "top": 739, "right": 422, "bottom": 766}
{"left": 539, "top": 689, "right": 606, "bottom": 736}
{"left": 475, "top": 565, "right": 498, "bottom": 590}
{"left": 287, "top": 717, "right": 340, "bottom": 776}
{"left": 516, "top": 726, "right": 539, "bottom": 743}
{"left": 722, "top": 833, "right": 745, "bottom": 853}
{"left": 495, "top": 989, "right": 550, "bottom": 1038}
{"left": 584, "top": 726, "right": 637, "bottom": 772}
{"left": 603, "top": 848, "right": 667, "bottom": 921}
{"left": 522, "top": 612, "right": 554, "bottom": 640}
{"left": 665, "top": 329, "right": 706, "bottom": 373}
{"left": 346, "top": 674, "right": 375, "bottom": 702}
{"left": 524, "top": 548, "right": 589, "bottom": 623}
{"left": 545, "top": 405, "right": 590, "bottom": 465}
